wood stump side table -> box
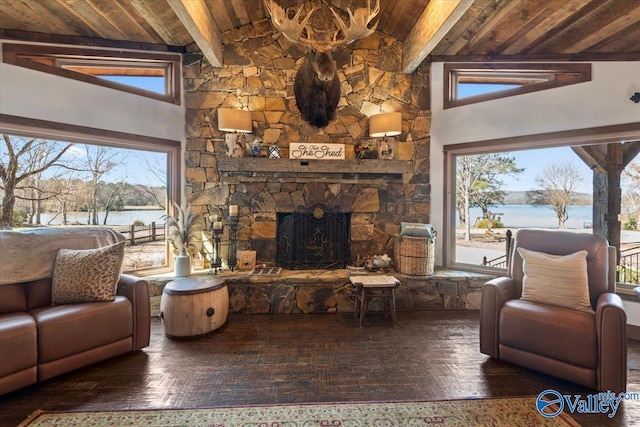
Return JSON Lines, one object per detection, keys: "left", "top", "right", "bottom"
{"left": 160, "top": 277, "right": 229, "bottom": 339}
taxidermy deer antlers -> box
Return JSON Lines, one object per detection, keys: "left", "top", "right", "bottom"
{"left": 264, "top": 0, "right": 380, "bottom": 128}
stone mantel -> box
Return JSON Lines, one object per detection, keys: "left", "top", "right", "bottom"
{"left": 217, "top": 158, "right": 410, "bottom": 177}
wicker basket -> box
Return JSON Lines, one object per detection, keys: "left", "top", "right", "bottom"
{"left": 394, "top": 235, "right": 435, "bottom": 276}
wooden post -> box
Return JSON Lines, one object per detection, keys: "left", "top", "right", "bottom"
{"left": 574, "top": 141, "right": 640, "bottom": 278}
{"left": 505, "top": 229, "right": 512, "bottom": 270}
{"left": 593, "top": 171, "right": 607, "bottom": 240}
{"left": 607, "top": 144, "right": 623, "bottom": 263}
{"left": 151, "top": 222, "right": 157, "bottom": 241}
{"left": 130, "top": 224, "right": 136, "bottom": 246}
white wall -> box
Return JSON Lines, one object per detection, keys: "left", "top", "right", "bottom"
{"left": 430, "top": 61, "right": 640, "bottom": 265}
{"left": 0, "top": 40, "right": 185, "bottom": 142}
{"left": 623, "top": 300, "right": 640, "bottom": 327}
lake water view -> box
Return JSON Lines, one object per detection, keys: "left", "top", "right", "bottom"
{"left": 40, "top": 204, "right": 592, "bottom": 229}
{"left": 40, "top": 210, "right": 166, "bottom": 226}
{"left": 466, "top": 204, "right": 592, "bottom": 229}
{"left": 457, "top": 205, "right": 594, "bottom": 266}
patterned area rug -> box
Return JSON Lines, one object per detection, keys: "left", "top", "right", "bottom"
{"left": 19, "top": 397, "right": 580, "bottom": 426}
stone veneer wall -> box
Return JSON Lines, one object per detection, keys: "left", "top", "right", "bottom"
{"left": 183, "top": 3, "right": 431, "bottom": 265}
{"left": 148, "top": 270, "right": 492, "bottom": 316}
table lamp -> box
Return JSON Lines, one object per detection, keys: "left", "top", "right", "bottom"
{"left": 218, "top": 108, "right": 252, "bottom": 157}
{"left": 369, "top": 112, "right": 401, "bottom": 159}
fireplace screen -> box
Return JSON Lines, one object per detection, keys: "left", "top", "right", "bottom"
{"left": 276, "top": 206, "right": 350, "bottom": 269}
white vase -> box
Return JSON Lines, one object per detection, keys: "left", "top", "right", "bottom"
{"left": 175, "top": 252, "right": 191, "bottom": 277}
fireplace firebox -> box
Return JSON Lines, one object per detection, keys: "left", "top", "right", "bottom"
{"left": 276, "top": 205, "right": 350, "bottom": 269}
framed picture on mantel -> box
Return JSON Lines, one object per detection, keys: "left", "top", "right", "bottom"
{"left": 289, "top": 143, "right": 345, "bottom": 160}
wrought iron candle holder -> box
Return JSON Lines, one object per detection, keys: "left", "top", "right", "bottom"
{"left": 227, "top": 215, "right": 239, "bottom": 271}
{"left": 210, "top": 226, "right": 223, "bottom": 275}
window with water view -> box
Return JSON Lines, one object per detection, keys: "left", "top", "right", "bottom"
{"left": 450, "top": 146, "right": 640, "bottom": 274}
{"left": 0, "top": 134, "right": 170, "bottom": 272}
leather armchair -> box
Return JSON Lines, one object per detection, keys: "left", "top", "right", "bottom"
{"left": 480, "top": 229, "right": 627, "bottom": 393}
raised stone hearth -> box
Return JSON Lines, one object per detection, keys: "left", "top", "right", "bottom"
{"left": 147, "top": 269, "right": 493, "bottom": 317}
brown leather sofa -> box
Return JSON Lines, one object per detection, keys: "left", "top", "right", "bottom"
{"left": 480, "top": 229, "right": 627, "bottom": 393}
{"left": 0, "top": 227, "right": 151, "bottom": 396}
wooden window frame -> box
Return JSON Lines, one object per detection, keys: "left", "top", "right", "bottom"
{"left": 2, "top": 43, "right": 181, "bottom": 105}
{"left": 444, "top": 63, "right": 592, "bottom": 109}
{"left": 442, "top": 122, "right": 640, "bottom": 274}
{"left": 0, "top": 113, "right": 182, "bottom": 274}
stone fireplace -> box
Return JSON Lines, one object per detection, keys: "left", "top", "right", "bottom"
{"left": 182, "top": 9, "right": 432, "bottom": 267}
{"left": 276, "top": 205, "right": 350, "bottom": 270}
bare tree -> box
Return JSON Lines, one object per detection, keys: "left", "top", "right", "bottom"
{"left": 526, "top": 161, "right": 584, "bottom": 228}
{"left": 44, "top": 176, "right": 84, "bottom": 225}
{"left": 82, "top": 146, "right": 121, "bottom": 225}
{"left": 101, "top": 182, "right": 130, "bottom": 225}
{"left": 624, "top": 161, "right": 640, "bottom": 210}
{"left": 17, "top": 142, "right": 72, "bottom": 225}
{"left": 456, "top": 153, "right": 522, "bottom": 241}
{"left": 129, "top": 152, "right": 167, "bottom": 209}
{"left": 0, "top": 135, "right": 72, "bottom": 229}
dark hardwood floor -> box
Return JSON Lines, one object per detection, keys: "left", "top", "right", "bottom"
{"left": 1, "top": 311, "right": 639, "bottom": 426}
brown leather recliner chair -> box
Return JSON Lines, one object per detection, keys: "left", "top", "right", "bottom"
{"left": 480, "top": 229, "right": 627, "bottom": 393}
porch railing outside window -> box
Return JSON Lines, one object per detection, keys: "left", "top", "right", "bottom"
{"left": 619, "top": 245, "right": 640, "bottom": 284}
{"left": 480, "top": 229, "right": 640, "bottom": 285}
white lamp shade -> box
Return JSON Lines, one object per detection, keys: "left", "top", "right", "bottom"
{"left": 218, "top": 108, "right": 253, "bottom": 133}
{"left": 369, "top": 112, "right": 402, "bottom": 137}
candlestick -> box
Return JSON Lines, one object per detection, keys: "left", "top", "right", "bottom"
{"left": 227, "top": 215, "right": 239, "bottom": 271}
{"left": 229, "top": 205, "right": 238, "bottom": 217}
{"left": 209, "top": 227, "right": 223, "bottom": 275}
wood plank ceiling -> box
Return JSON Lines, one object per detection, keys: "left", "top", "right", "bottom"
{"left": 0, "top": 0, "right": 638, "bottom": 67}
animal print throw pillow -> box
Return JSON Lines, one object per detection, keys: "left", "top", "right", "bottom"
{"left": 52, "top": 241, "right": 125, "bottom": 305}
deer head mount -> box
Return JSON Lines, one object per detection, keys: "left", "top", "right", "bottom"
{"left": 264, "top": 0, "right": 380, "bottom": 128}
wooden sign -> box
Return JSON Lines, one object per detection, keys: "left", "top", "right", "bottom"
{"left": 289, "top": 143, "right": 345, "bottom": 160}
{"left": 237, "top": 250, "right": 256, "bottom": 271}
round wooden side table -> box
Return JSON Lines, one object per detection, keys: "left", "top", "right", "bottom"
{"left": 160, "top": 277, "right": 228, "bottom": 339}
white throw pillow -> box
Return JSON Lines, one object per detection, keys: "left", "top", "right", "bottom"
{"left": 517, "top": 247, "right": 593, "bottom": 314}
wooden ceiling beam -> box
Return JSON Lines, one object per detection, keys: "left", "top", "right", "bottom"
{"left": 500, "top": 0, "right": 590, "bottom": 55}
{"left": 433, "top": 0, "right": 508, "bottom": 56}
{"left": 572, "top": 145, "right": 606, "bottom": 173}
{"left": 562, "top": 4, "right": 640, "bottom": 53}
{"left": 128, "top": 0, "right": 191, "bottom": 46}
{"left": 402, "top": 0, "right": 473, "bottom": 73}
{"left": 167, "top": 0, "right": 222, "bottom": 67}
{"left": 0, "top": 29, "right": 184, "bottom": 52}
{"left": 623, "top": 141, "right": 640, "bottom": 168}
{"left": 572, "top": 140, "right": 640, "bottom": 174}
{"left": 530, "top": 0, "right": 639, "bottom": 55}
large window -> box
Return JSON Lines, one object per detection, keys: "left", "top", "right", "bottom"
{"left": 1, "top": 42, "right": 182, "bottom": 273}
{"left": 447, "top": 146, "right": 594, "bottom": 272}
{"left": 0, "top": 116, "right": 180, "bottom": 273}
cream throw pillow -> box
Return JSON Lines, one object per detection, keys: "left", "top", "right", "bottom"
{"left": 52, "top": 241, "right": 125, "bottom": 305}
{"left": 517, "top": 247, "right": 593, "bottom": 314}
